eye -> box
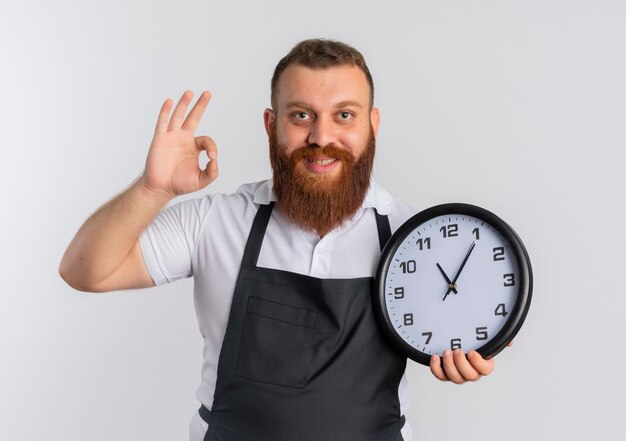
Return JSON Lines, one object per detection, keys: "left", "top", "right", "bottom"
{"left": 293, "top": 111, "right": 312, "bottom": 121}
{"left": 338, "top": 111, "right": 352, "bottom": 120}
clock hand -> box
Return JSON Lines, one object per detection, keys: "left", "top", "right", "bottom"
{"left": 452, "top": 242, "right": 476, "bottom": 284}
{"left": 436, "top": 263, "right": 458, "bottom": 296}
{"left": 443, "top": 241, "right": 476, "bottom": 301}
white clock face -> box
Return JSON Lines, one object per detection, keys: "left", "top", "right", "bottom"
{"left": 383, "top": 213, "right": 520, "bottom": 357}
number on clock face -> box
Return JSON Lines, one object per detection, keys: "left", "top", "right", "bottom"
{"left": 384, "top": 214, "right": 519, "bottom": 357}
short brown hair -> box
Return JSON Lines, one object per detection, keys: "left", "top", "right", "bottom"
{"left": 271, "top": 38, "right": 374, "bottom": 109}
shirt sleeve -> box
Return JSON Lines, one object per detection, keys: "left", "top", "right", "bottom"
{"left": 139, "top": 196, "right": 212, "bottom": 285}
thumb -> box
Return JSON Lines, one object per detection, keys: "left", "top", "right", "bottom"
{"left": 198, "top": 156, "right": 218, "bottom": 189}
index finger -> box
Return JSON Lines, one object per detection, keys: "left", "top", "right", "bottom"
{"left": 181, "top": 90, "right": 212, "bottom": 132}
{"left": 154, "top": 97, "right": 173, "bottom": 135}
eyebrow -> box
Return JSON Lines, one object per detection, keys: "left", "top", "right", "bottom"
{"left": 285, "top": 100, "right": 364, "bottom": 111}
{"left": 334, "top": 100, "right": 363, "bottom": 109}
{"left": 286, "top": 101, "right": 314, "bottom": 112}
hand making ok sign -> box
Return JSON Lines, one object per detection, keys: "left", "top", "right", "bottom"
{"left": 140, "top": 90, "right": 218, "bottom": 197}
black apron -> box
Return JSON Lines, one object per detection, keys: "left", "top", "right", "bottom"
{"left": 201, "top": 203, "right": 406, "bottom": 441}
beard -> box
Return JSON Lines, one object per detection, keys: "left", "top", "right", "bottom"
{"left": 269, "top": 127, "right": 375, "bottom": 236}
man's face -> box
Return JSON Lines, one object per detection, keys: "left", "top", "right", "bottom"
{"left": 264, "top": 63, "right": 380, "bottom": 180}
{"left": 264, "top": 63, "right": 381, "bottom": 235}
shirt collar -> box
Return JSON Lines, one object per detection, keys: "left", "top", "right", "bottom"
{"left": 253, "top": 177, "right": 393, "bottom": 215}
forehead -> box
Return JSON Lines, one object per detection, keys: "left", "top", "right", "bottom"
{"left": 274, "top": 64, "right": 371, "bottom": 110}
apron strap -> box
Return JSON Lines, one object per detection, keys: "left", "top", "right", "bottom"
{"left": 241, "top": 202, "right": 274, "bottom": 267}
{"left": 375, "top": 210, "right": 391, "bottom": 251}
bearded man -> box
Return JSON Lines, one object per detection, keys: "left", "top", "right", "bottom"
{"left": 60, "top": 39, "right": 495, "bottom": 441}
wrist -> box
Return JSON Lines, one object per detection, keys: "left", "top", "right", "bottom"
{"left": 135, "top": 176, "right": 175, "bottom": 206}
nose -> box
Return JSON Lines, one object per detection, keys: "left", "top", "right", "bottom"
{"left": 307, "top": 116, "right": 338, "bottom": 147}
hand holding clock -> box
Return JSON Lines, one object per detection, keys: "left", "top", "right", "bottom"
{"left": 429, "top": 340, "right": 514, "bottom": 383}
{"left": 429, "top": 349, "right": 494, "bottom": 383}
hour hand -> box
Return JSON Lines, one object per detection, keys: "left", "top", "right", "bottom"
{"left": 436, "top": 263, "right": 458, "bottom": 298}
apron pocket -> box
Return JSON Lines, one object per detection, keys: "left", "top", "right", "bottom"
{"left": 235, "top": 296, "right": 318, "bottom": 389}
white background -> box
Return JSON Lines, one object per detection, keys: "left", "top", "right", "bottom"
{"left": 2, "top": 1, "right": 624, "bottom": 440}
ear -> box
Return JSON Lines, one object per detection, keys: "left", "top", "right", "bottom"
{"left": 370, "top": 107, "right": 381, "bottom": 138}
{"left": 263, "top": 108, "right": 275, "bottom": 138}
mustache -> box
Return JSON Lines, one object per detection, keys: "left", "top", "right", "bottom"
{"left": 288, "top": 144, "right": 356, "bottom": 164}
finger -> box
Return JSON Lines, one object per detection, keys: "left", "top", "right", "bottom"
{"left": 198, "top": 156, "right": 219, "bottom": 188}
{"left": 195, "top": 136, "right": 218, "bottom": 158}
{"left": 154, "top": 98, "right": 173, "bottom": 135}
{"left": 467, "top": 350, "right": 495, "bottom": 376}
{"left": 453, "top": 349, "right": 481, "bottom": 382}
{"left": 442, "top": 349, "right": 465, "bottom": 384}
{"left": 429, "top": 354, "right": 449, "bottom": 382}
{"left": 195, "top": 136, "right": 219, "bottom": 188}
{"left": 168, "top": 90, "right": 194, "bottom": 131}
{"left": 508, "top": 340, "right": 514, "bottom": 348}
{"left": 181, "top": 90, "right": 212, "bottom": 132}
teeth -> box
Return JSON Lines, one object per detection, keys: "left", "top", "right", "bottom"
{"left": 308, "top": 159, "right": 336, "bottom": 165}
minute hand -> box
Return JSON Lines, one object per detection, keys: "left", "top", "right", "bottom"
{"left": 443, "top": 241, "right": 476, "bottom": 301}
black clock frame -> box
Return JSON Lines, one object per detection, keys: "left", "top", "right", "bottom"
{"left": 373, "top": 203, "right": 533, "bottom": 366}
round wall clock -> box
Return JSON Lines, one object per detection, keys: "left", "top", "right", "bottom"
{"left": 374, "top": 203, "right": 533, "bottom": 366}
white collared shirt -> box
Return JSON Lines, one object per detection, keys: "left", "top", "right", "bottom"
{"left": 139, "top": 179, "right": 416, "bottom": 441}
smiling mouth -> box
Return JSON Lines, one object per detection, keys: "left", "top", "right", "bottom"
{"left": 307, "top": 158, "right": 337, "bottom": 165}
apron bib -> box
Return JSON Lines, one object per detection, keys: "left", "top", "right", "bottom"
{"left": 201, "top": 203, "right": 406, "bottom": 441}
